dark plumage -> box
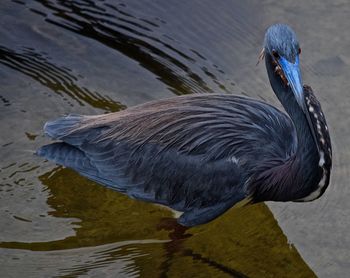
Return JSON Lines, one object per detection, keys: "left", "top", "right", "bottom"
{"left": 37, "top": 24, "right": 332, "bottom": 226}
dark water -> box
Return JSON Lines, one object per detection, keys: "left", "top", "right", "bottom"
{"left": 0, "top": 1, "right": 349, "bottom": 277}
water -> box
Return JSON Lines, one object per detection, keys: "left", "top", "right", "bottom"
{"left": 0, "top": 1, "right": 349, "bottom": 277}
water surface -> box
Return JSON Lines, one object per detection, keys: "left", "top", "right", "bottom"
{"left": 1, "top": 1, "right": 349, "bottom": 277}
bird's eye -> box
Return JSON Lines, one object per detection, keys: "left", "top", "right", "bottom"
{"left": 298, "top": 47, "right": 301, "bottom": 54}
{"left": 272, "top": 50, "right": 279, "bottom": 59}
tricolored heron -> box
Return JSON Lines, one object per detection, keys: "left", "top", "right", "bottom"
{"left": 37, "top": 24, "right": 332, "bottom": 227}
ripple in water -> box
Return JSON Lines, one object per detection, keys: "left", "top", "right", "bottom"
{"left": 0, "top": 45, "right": 125, "bottom": 112}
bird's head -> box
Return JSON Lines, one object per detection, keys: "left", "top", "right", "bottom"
{"left": 260, "top": 24, "right": 305, "bottom": 112}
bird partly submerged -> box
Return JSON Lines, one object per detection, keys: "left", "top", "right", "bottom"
{"left": 37, "top": 24, "right": 332, "bottom": 227}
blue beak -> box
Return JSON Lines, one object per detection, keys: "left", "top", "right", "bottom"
{"left": 278, "top": 56, "right": 305, "bottom": 112}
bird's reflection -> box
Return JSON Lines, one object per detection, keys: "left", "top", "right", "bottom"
{"left": 1, "top": 166, "right": 316, "bottom": 277}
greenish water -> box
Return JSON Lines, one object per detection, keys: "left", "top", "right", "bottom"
{"left": 0, "top": 1, "right": 349, "bottom": 277}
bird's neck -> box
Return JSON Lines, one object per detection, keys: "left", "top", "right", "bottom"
{"left": 265, "top": 54, "right": 317, "bottom": 156}
{"left": 264, "top": 54, "right": 321, "bottom": 199}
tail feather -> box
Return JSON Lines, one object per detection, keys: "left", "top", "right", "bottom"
{"left": 44, "top": 114, "right": 84, "bottom": 139}
{"left": 36, "top": 142, "right": 121, "bottom": 190}
{"left": 43, "top": 114, "right": 105, "bottom": 147}
{"left": 37, "top": 142, "right": 94, "bottom": 172}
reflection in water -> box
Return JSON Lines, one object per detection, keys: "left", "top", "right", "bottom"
{"left": 1, "top": 167, "right": 315, "bottom": 277}
{"left": 14, "top": 0, "right": 231, "bottom": 95}
{"left": 0, "top": 45, "right": 125, "bottom": 112}
{"left": 1, "top": 240, "right": 167, "bottom": 278}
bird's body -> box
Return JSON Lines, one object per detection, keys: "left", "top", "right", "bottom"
{"left": 38, "top": 24, "right": 332, "bottom": 226}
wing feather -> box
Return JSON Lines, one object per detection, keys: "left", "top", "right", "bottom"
{"left": 38, "top": 94, "right": 296, "bottom": 225}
